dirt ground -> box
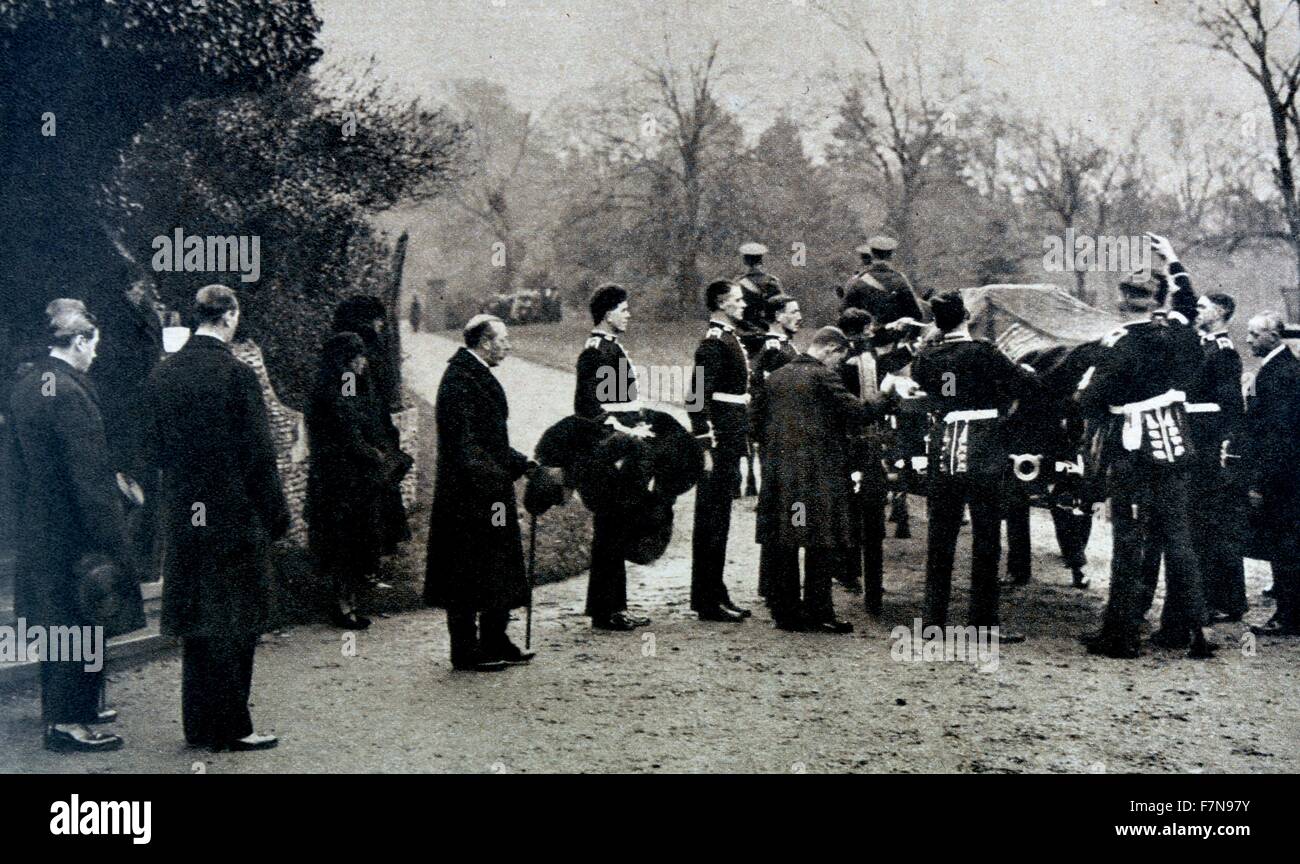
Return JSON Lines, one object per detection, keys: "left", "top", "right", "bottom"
{"left": 3, "top": 330, "right": 1296, "bottom": 774}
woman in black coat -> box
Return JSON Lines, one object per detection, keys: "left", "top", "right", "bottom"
{"left": 8, "top": 302, "right": 144, "bottom": 752}
{"left": 305, "top": 332, "right": 391, "bottom": 629}
{"left": 332, "top": 295, "right": 411, "bottom": 555}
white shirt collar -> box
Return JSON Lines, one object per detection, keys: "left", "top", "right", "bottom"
{"left": 466, "top": 348, "right": 493, "bottom": 370}
{"left": 1261, "top": 344, "right": 1288, "bottom": 368}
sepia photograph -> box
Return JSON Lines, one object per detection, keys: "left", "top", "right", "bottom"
{"left": 0, "top": 0, "right": 1296, "bottom": 823}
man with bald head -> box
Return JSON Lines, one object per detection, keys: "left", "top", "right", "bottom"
{"left": 1243, "top": 312, "right": 1300, "bottom": 636}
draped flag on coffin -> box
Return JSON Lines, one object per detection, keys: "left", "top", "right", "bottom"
{"left": 958, "top": 285, "right": 1126, "bottom": 361}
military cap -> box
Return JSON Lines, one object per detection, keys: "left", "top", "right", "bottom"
{"left": 738, "top": 242, "right": 769, "bottom": 256}
{"left": 868, "top": 235, "right": 898, "bottom": 252}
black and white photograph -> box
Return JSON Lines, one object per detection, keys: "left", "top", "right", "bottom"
{"left": 0, "top": 0, "right": 1297, "bottom": 817}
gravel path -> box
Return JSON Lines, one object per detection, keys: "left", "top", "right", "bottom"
{"left": 3, "top": 331, "right": 1296, "bottom": 773}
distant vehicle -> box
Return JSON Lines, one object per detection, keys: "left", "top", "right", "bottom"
{"left": 484, "top": 289, "right": 562, "bottom": 326}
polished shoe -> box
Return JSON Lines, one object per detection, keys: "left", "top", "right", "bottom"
{"left": 451, "top": 658, "right": 509, "bottom": 672}
{"left": 330, "top": 608, "right": 371, "bottom": 630}
{"left": 1207, "top": 610, "right": 1243, "bottom": 625}
{"left": 486, "top": 642, "right": 536, "bottom": 666}
{"left": 836, "top": 578, "right": 863, "bottom": 595}
{"left": 44, "top": 725, "right": 123, "bottom": 753}
{"left": 697, "top": 606, "right": 746, "bottom": 623}
{"left": 1148, "top": 628, "right": 1191, "bottom": 650}
{"left": 773, "top": 617, "right": 807, "bottom": 632}
{"left": 1086, "top": 636, "right": 1140, "bottom": 659}
{"left": 1000, "top": 575, "right": 1029, "bottom": 588}
{"left": 622, "top": 611, "right": 652, "bottom": 627}
{"left": 1071, "top": 567, "right": 1090, "bottom": 589}
{"left": 215, "top": 733, "right": 278, "bottom": 752}
{"left": 1250, "top": 619, "right": 1300, "bottom": 637}
{"left": 722, "top": 602, "right": 752, "bottom": 619}
{"left": 88, "top": 708, "right": 118, "bottom": 725}
{"left": 592, "top": 612, "right": 639, "bottom": 631}
{"left": 808, "top": 619, "right": 854, "bottom": 634}
{"left": 1188, "top": 635, "right": 1219, "bottom": 659}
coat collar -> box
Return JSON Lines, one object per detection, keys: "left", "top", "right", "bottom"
{"left": 1260, "top": 343, "right": 1290, "bottom": 369}
{"left": 184, "top": 333, "right": 233, "bottom": 353}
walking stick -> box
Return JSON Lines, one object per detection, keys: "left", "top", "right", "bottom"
{"left": 526, "top": 513, "right": 538, "bottom": 650}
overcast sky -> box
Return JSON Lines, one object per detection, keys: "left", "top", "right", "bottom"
{"left": 315, "top": 0, "right": 1263, "bottom": 151}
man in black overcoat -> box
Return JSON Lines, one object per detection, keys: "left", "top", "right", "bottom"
{"left": 143, "top": 285, "right": 289, "bottom": 751}
{"left": 1243, "top": 312, "right": 1300, "bottom": 637}
{"left": 424, "top": 315, "right": 552, "bottom": 670}
{"left": 10, "top": 301, "right": 143, "bottom": 752}
{"left": 752, "top": 327, "right": 888, "bottom": 632}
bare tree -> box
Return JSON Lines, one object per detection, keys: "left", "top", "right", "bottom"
{"left": 1195, "top": 0, "right": 1300, "bottom": 292}
{"left": 1007, "top": 122, "right": 1125, "bottom": 301}
{"left": 561, "top": 39, "right": 748, "bottom": 316}
{"left": 817, "top": 1, "right": 970, "bottom": 270}
{"left": 448, "top": 80, "right": 548, "bottom": 293}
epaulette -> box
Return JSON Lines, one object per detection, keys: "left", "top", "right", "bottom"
{"left": 1167, "top": 310, "right": 1189, "bottom": 326}
{"left": 1216, "top": 336, "right": 1234, "bottom": 351}
{"left": 584, "top": 336, "right": 603, "bottom": 350}
{"left": 707, "top": 326, "right": 723, "bottom": 339}
{"left": 764, "top": 336, "right": 782, "bottom": 351}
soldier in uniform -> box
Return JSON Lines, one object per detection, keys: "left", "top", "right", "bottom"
{"left": 734, "top": 243, "right": 783, "bottom": 497}
{"left": 842, "top": 236, "right": 926, "bottom": 326}
{"left": 750, "top": 294, "right": 801, "bottom": 599}
{"left": 844, "top": 237, "right": 926, "bottom": 538}
{"left": 687, "top": 280, "right": 753, "bottom": 622}
{"left": 1190, "top": 293, "right": 1248, "bottom": 622}
{"left": 575, "top": 283, "right": 655, "bottom": 631}
{"left": 1243, "top": 312, "right": 1300, "bottom": 637}
{"left": 735, "top": 242, "right": 784, "bottom": 354}
{"left": 839, "top": 244, "right": 879, "bottom": 302}
{"left": 1079, "top": 233, "right": 1216, "bottom": 659}
{"left": 912, "top": 292, "right": 1035, "bottom": 642}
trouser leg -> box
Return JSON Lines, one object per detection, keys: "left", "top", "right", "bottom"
{"left": 1052, "top": 507, "right": 1090, "bottom": 570}
{"left": 183, "top": 633, "right": 255, "bottom": 746}
{"left": 1102, "top": 477, "right": 1149, "bottom": 642}
{"left": 1158, "top": 469, "right": 1206, "bottom": 635}
{"left": 922, "top": 479, "right": 966, "bottom": 628}
{"left": 40, "top": 659, "right": 101, "bottom": 725}
{"left": 446, "top": 606, "right": 479, "bottom": 668}
{"left": 862, "top": 488, "right": 886, "bottom": 614}
{"left": 1267, "top": 518, "right": 1300, "bottom": 629}
{"left": 691, "top": 455, "right": 738, "bottom": 611}
{"left": 586, "top": 509, "right": 628, "bottom": 618}
{"left": 803, "top": 548, "right": 838, "bottom": 623}
{"left": 968, "top": 491, "right": 1004, "bottom": 627}
{"left": 1195, "top": 469, "right": 1248, "bottom": 617}
{"left": 1005, "top": 499, "right": 1031, "bottom": 582}
{"left": 764, "top": 545, "right": 801, "bottom": 623}
{"left": 478, "top": 608, "right": 512, "bottom": 654}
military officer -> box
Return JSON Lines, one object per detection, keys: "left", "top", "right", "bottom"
{"left": 1189, "top": 293, "right": 1248, "bottom": 622}
{"left": 840, "top": 244, "right": 883, "bottom": 302}
{"left": 575, "top": 283, "right": 655, "bottom": 631}
{"left": 687, "top": 280, "right": 753, "bottom": 622}
{"left": 735, "top": 242, "right": 784, "bottom": 354}
{"left": 912, "top": 292, "right": 1036, "bottom": 642}
{"left": 1078, "top": 233, "right": 1216, "bottom": 659}
{"left": 842, "top": 236, "right": 926, "bottom": 326}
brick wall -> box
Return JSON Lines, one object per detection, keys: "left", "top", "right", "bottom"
{"left": 231, "top": 341, "right": 418, "bottom": 548}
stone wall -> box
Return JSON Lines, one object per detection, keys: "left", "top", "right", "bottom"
{"left": 231, "top": 341, "right": 418, "bottom": 548}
